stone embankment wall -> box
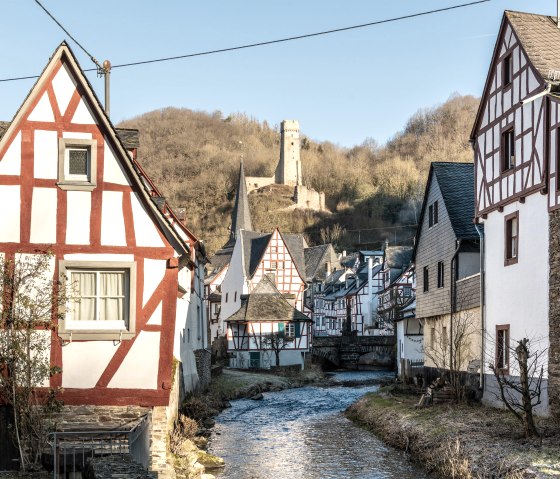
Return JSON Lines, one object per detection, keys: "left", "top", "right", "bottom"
{"left": 194, "top": 348, "right": 212, "bottom": 390}
{"left": 550, "top": 208, "right": 560, "bottom": 418}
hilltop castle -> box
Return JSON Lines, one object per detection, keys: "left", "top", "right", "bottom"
{"left": 245, "top": 120, "right": 326, "bottom": 211}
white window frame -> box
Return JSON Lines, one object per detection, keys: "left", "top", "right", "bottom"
{"left": 285, "top": 322, "right": 295, "bottom": 337}
{"left": 58, "top": 138, "right": 97, "bottom": 191}
{"left": 59, "top": 260, "right": 136, "bottom": 340}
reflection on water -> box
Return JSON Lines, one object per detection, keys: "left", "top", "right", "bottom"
{"left": 209, "top": 370, "right": 429, "bottom": 479}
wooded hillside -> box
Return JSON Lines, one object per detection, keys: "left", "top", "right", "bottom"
{"left": 118, "top": 94, "right": 479, "bottom": 254}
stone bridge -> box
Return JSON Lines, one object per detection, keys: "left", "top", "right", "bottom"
{"left": 312, "top": 335, "right": 396, "bottom": 369}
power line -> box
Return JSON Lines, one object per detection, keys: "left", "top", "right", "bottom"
{"left": 2, "top": 0, "right": 490, "bottom": 83}
{"left": 33, "top": 0, "right": 101, "bottom": 69}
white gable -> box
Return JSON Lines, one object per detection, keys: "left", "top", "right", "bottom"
{"left": 103, "top": 141, "right": 129, "bottom": 185}
{"left": 71, "top": 98, "right": 97, "bottom": 124}
{"left": 0, "top": 132, "right": 21, "bottom": 175}
{"left": 34, "top": 130, "right": 58, "bottom": 179}
{"left": 28, "top": 92, "right": 54, "bottom": 122}
{"left": 101, "top": 191, "right": 127, "bottom": 246}
{"left": 52, "top": 64, "right": 77, "bottom": 117}
{"left": 131, "top": 193, "right": 165, "bottom": 247}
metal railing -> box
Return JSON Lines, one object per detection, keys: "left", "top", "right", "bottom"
{"left": 47, "top": 414, "right": 150, "bottom": 478}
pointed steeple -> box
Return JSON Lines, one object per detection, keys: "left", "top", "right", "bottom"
{"left": 230, "top": 160, "right": 253, "bottom": 242}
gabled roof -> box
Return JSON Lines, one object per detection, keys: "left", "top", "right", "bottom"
{"left": 228, "top": 161, "right": 253, "bottom": 246}
{"left": 0, "top": 42, "right": 192, "bottom": 257}
{"left": 413, "top": 162, "right": 479, "bottom": 261}
{"left": 226, "top": 275, "right": 310, "bottom": 322}
{"left": 471, "top": 11, "right": 556, "bottom": 138}
{"left": 239, "top": 229, "right": 307, "bottom": 280}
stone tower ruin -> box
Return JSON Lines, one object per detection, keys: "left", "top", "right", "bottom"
{"left": 275, "top": 120, "right": 302, "bottom": 186}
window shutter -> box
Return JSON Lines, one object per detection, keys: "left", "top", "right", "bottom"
{"left": 295, "top": 322, "right": 301, "bottom": 338}
{"left": 278, "top": 322, "right": 285, "bottom": 333}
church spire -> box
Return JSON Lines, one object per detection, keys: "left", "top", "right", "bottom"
{"left": 230, "top": 160, "right": 253, "bottom": 242}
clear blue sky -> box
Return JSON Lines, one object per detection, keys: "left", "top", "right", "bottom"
{"left": 0, "top": 0, "right": 554, "bottom": 147}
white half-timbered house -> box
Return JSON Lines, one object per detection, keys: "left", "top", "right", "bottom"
{"left": 226, "top": 275, "right": 312, "bottom": 369}
{"left": 471, "top": 10, "right": 560, "bottom": 414}
{"left": 0, "top": 43, "right": 207, "bottom": 470}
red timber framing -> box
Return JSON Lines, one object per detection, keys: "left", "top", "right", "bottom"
{"left": 472, "top": 16, "right": 547, "bottom": 218}
{"left": 0, "top": 43, "right": 194, "bottom": 407}
{"left": 547, "top": 97, "right": 560, "bottom": 210}
{"left": 227, "top": 320, "right": 311, "bottom": 351}
{"left": 249, "top": 229, "right": 306, "bottom": 313}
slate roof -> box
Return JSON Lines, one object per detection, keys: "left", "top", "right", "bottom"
{"left": 240, "top": 230, "right": 307, "bottom": 280}
{"left": 433, "top": 163, "right": 478, "bottom": 239}
{"left": 505, "top": 11, "right": 560, "bottom": 83}
{"left": 229, "top": 161, "right": 253, "bottom": 246}
{"left": 205, "top": 245, "right": 233, "bottom": 284}
{"left": 304, "top": 244, "right": 338, "bottom": 281}
{"left": 226, "top": 275, "right": 310, "bottom": 323}
{"left": 385, "top": 246, "right": 413, "bottom": 282}
{"left": 0, "top": 121, "right": 139, "bottom": 150}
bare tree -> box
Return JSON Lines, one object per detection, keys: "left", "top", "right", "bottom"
{"left": 423, "top": 305, "right": 480, "bottom": 402}
{"left": 489, "top": 337, "right": 545, "bottom": 438}
{"left": 260, "top": 331, "right": 294, "bottom": 367}
{"left": 0, "top": 252, "right": 68, "bottom": 471}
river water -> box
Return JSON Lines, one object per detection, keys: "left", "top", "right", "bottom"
{"left": 208, "top": 370, "right": 429, "bottom": 479}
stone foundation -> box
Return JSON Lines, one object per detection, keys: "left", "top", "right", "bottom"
{"left": 549, "top": 208, "right": 560, "bottom": 417}
{"left": 194, "top": 348, "right": 212, "bottom": 390}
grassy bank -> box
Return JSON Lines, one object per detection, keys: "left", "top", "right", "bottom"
{"left": 345, "top": 387, "right": 560, "bottom": 478}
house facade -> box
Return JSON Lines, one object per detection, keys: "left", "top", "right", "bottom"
{"left": 0, "top": 43, "right": 207, "bottom": 471}
{"left": 414, "top": 163, "right": 481, "bottom": 380}
{"left": 471, "top": 11, "right": 560, "bottom": 414}
{"left": 226, "top": 275, "right": 312, "bottom": 369}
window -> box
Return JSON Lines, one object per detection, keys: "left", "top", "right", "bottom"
{"left": 428, "top": 201, "right": 439, "bottom": 227}
{"left": 234, "top": 291, "right": 237, "bottom": 302}
{"left": 423, "top": 266, "right": 429, "bottom": 292}
{"left": 505, "top": 212, "right": 519, "bottom": 265}
{"left": 59, "top": 261, "right": 136, "bottom": 340}
{"left": 430, "top": 327, "right": 435, "bottom": 349}
{"left": 503, "top": 53, "right": 512, "bottom": 86}
{"left": 403, "top": 286, "right": 412, "bottom": 297}
{"left": 502, "top": 128, "right": 515, "bottom": 171}
{"left": 268, "top": 261, "right": 283, "bottom": 270}
{"left": 285, "top": 322, "right": 295, "bottom": 337}
{"left": 225, "top": 293, "right": 229, "bottom": 302}
{"left": 437, "top": 261, "right": 444, "bottom": 288}
{"left": 58, "top": 138, "right": 97, "bottom": 191}
{"left": 496, "top": 324, "right": 510, "bottom": 373}
{"left": 442, "top": 326, "right": 448, "bottom": 350}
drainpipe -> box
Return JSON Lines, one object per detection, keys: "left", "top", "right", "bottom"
{"left": 368, "top": 257, "right": 373, "bottom": 332}
{"left": 450, "top": 239, "right": 462, "bottom": 373}
{"left": 475, "top": 223, "right": 485, "bottom": 391}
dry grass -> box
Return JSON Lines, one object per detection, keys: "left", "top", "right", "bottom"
{"left": 170, "top": 415, "right": 199, "bottom": 456}
{"left": 346, "top": 390, "right": 560, "bottom": 478}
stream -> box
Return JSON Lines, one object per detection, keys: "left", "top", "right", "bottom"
{"left": 208, "top": 370, "right": 429, "bottom": 479}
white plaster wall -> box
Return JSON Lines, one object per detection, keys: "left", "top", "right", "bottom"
{"left": 64, "top": 253, "right": 134, "bottom": 262}
{"left": 62, "top": 132, "right": 92, "bottom": 140}
{"left": 219, "top": 237, "right": 247, "bottom": 327}
{"left": 52, "top": 64, "right": 76, "bottom": 117}
{"left": 71, "top": 98, "right": 96, "bottom": 125}
{"left": 34, "top": 130, "right": 58, "bottom": 179}
{"left": 30, "top": 187, "right": 57, "bottom": 244}
{"left": 0, "top": 186, "right": 20, "bottom": 242}
{"left": 28, "top": 93, "right": 54, "bottom": 122}
{"left": 147, "top": 301, "right": 162, "bottom": 326}
{"left": 143, "top": 259, "right": 166, "bottom": 307}
{"left": 483, "top": 193, "right": 549, "bottom": 376}
{"left": 101, "top": 191, "right": 126, "bottom": 246}
{"left": 103, "top": 142, "right": 129, "bottom": 185}
{"left": 62, "top": 341, "right": 118, "bottom": 388}
{"left": 66, "top": 191, "right": 91, "bottom": 244}
{"left": 0, "top": 132, "right": 21, "bottom": 175}
{"left": 108, "top": 332, "right": 160, "bottom": 389}
{"left": 131, "top": 193, "right": 165, "bottom": 247}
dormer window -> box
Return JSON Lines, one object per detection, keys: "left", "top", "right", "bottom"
{"left": 502, "top": 128, "right": 515, "bottom": 171}
{"left": 58, "top": 138, "right": 97, "bottom": 191}
{"left": 503, "top": 54, "right": 512, "bottom": 86}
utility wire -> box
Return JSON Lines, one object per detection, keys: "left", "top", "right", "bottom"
{"left": 33, "top": 0, "right": 101, "bottom": 68}
{"left": 2, "top": 0, "right": 489, "bottom": 83}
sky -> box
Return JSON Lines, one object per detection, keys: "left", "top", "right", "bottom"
{"left": 0, "top": 0, "right": 555, "bottom": 148}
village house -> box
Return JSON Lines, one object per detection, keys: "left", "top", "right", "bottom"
{"left": 471, "top": 10, "right": 560, "bottom": 415}
{"left": 0, "top": 43, "right": 208, "bottom": 473}
{"left": 225, "top": 275, "right": 312, "bottom": 369}
{"left": 413, "top": 162, "right": 481, "bottom": 386}
{"left": 377, "top": 264, "right": 421, "bottom": 380}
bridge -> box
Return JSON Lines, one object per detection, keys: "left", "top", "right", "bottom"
{"left": 312, "top": 335, "right": 395, "bottom": 369}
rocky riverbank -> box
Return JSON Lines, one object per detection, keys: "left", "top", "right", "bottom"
{"left": 345, "top": 386, "right": 560, "bottom": 478}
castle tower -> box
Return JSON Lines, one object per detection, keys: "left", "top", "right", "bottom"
{"left": 275, "top": 120, "right": 302, "bottom": 186}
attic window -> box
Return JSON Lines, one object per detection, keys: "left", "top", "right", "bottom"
{"left": 503, "top": 54, "right": 512, "bottom": 86}
{"left": 502, "top": 128, "right": 515, "bottom": 172}
{"left": 58, "top": 138, "right": 97, "bottom": 191}
{"left": 428, "top": 201, "right": 439, "bottom": 227}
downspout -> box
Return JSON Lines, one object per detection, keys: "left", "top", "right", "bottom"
{"left": 450, "top": 239, "right": 462, "bottom": 373}
{"left": 368, "top": 257, "right": 373, "bottom": 332}
{"left": 475, "top": 224, "right": 485, "bottom": 391}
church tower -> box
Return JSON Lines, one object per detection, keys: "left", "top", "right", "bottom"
{"left": 275, "top": 120, "right": 302, "bottom": 186}
{"left": 229, "top": 160, "right": 253, "bottom": 245}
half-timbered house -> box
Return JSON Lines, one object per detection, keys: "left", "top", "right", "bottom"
{"left": 226, "top": 275, "right": 312, "bottom": 369}
{"left": 471, "top": 10, "right": 560, "bottom": 414}
{"left": 414, "top": 162, "right": 481, "bottom": 384}
{"left": 0, "top": 43, "right": 207, "bottom": 472}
